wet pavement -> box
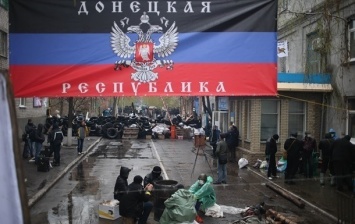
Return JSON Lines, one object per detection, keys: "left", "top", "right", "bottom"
{"left": 24, "top": 137, "right": 354, "bottom": 223}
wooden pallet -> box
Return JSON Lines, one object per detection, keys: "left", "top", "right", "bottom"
{"left": 122, "top": 134, "right": 138, "bottom": 139}
{"left": 176, "top": 129, "right": 184, "bottom": 136}
{"left": 122, "top": 127, "right": 139, "bottom": 139}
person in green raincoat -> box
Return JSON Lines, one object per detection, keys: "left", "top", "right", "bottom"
{"left": 159, "top": 185, "right": 196, "bottom": 224}
{"left": 189, "top": 173, "right": 216, "bottom": 212}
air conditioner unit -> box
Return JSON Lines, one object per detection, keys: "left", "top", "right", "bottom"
{"left": 311, "top": 38, "right": 323, "bottom": 51}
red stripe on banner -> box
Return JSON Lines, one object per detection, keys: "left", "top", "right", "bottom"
{"left": 10, "top": 64, "right": 277, "bottom": 97}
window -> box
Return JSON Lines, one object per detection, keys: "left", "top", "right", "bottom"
{"left": 19, "top": 98, "right": 26, "bottom": 108}
{"left": 288, "top": 100, "right": 305, "bottom": 139}
{"left": 246, "top": 100, "right": 251, "bottom": 140}
{"left": 0, "top": 31, "right": 7, "bottom": 57}
{"left": 306, "top": 33, "right": 321, "bottom": 74}
{"left": 348, "top": 98, "right": 355, "bottom": 138}
{"left": 33, "top": 97, "right": 42, "bottom": 108}
{"left": 0, "top": 0, "right": 8, "bottom": 10}
{"left": 261, "top": 100, "right": 279, "bottom": 141}
{"left": 349, "top": 20, "right": 355, "bottom": 62}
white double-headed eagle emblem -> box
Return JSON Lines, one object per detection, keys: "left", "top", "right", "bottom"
{"left": 111, "top": 12, "right": 178, "bottom": 83}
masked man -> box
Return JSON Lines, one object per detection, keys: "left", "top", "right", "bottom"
{"left": 144, "top": 166, "right": 163, "bottom": 187}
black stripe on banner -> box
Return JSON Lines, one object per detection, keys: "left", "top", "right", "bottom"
{"left": 10, "top": 0, "right": 276, "bottom": 33}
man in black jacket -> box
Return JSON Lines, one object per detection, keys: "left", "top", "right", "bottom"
{"left": 48, "top": 124, "right": 63, "bottom": 166}
{"left": 302, "top": 131, "right": 317, "bottom": 178}
{"left": 119, "top": 175, "right": 154, "bottom": 224}
{"left": 266, "top": 134, "right": 279, "bottom": 180}
{"left": 330, "top": 135, "right": 354, "bottom": 191}
{"left": 318, "top": 133, "right": 334, "bottom": 186}
{"left": 209, "top": 125, "right": 220, "bottom": 157}
{"left": 144, "top": 166, "right": 163, "bottom": 187}
{"left": 225, "top": 122, "right": 239, "bottom": 163}
{"left": 113, "top": 166, "right": 131, "bottom": 201}
{"left": 284, "top": 133, "right": 303, "bottom": 184}
{"left": 34, "top": 123, "right": 45, "bottom": 164}
{"left": 25, "top": 119, "right": 36, "bottom": 158}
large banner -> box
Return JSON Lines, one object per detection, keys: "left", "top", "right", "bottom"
{"left": 10, "top": 0, "right": 277, "bottom": 97}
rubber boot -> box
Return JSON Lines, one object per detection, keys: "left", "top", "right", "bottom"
{"left": 320, "top": 173, "right": 324, "bottom": 186}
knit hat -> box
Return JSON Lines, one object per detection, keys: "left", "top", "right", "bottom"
{"left": 272, "top": 134, "right": 279, "bottom": 140}
{"left": 152, "top": 166, "right": 162, "bottom": 174}
{"left": 133, "top": 175, "right": 143, "bottom": 184}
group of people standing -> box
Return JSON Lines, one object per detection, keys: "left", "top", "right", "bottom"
{"left": 23, "top": 119, "right": 44, "bottom": 163}
{"left": 266, "top": 129, "right": 354, "bottom": 192}
{"left": 24, "top": 119, "right": 60, "bottom": 165}
{"left": 23, "top": 118, "right": 83, "bottom": 167}
{"left": 114, "top": 165, "right": 216, "bottom": 224}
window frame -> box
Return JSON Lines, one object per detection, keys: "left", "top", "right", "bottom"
{"left": 348, "top": 19, "right": 355, "bottom": 62}
{"left": 306, "top": 32, "right": 321, "bottom": 74}
{"left": 260, "top": 100, "right": 280, "bottom": 142}
{"left": 288, "top": 100, "right": 306, "bottom": 139}
{"left": 19, "top": 98, "right": 26, "bottom": 108}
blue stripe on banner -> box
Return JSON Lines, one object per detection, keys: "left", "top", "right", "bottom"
{"left": 10, "top": 32, "right": 276, "bottom": 64}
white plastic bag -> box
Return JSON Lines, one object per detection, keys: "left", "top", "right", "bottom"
{"left": 238, "top": 158, "right": 248, "bottom": 169}
{"left": 204, "top": 203, "right": 223, "bottom": 218}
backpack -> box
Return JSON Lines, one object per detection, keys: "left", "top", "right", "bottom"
{"left": 37, "top": 156, "right": 50, "bottom": 172}
{"left": 51, "top": 131, "right": 64, "bottom": 145}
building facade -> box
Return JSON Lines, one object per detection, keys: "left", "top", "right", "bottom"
{"left": 277, "top": 0, "right": 355, "bottom": 142}
{"left": 214, "top": 1, "right": 355, "bottom": 163}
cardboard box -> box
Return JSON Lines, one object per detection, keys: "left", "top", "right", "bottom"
{"left": 158, "top": 134, "right": 165, "bottom": 140}
{"left": 99, "top": 200, "right": 120, "bottom": 220}
{"left": 146, "top": 135, "right": 152, "bottom": 140}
